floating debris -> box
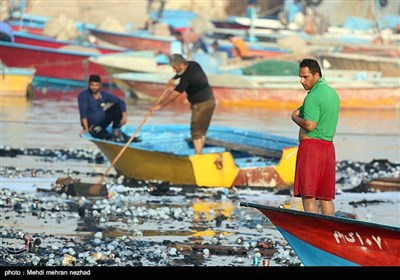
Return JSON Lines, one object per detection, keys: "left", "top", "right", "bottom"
{"left": 52, "top": 177, "right": 108, "bottom": 198}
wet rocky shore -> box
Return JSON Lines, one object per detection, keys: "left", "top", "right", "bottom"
{"left": 1, "top": 146, "right": 399, "bottom": 268}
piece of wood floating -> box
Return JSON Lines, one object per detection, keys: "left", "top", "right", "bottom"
{"left": 363, "top": 177, "right": 400, "bottom": 192}
{"left": 52, "top": 177, "right": 108, "bottom": 197}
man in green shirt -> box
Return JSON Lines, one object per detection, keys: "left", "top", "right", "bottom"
{"left": 291, "top": 58, "right": 340, "bottom": 216}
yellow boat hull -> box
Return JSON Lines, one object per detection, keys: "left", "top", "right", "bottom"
{"left": 95, "top": 141, "right": 240, "bottom": 188}
{"left": 275, "top": 146, "right": 298, "bottom": 186}
{"left": 0, "top": 67, "right": 36, "bottom": 97}
{"left": 85, "top": 124, "right": 298, "bottom": 188}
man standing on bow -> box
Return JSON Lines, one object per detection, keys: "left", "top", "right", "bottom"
{"left": 150, "top": 54, "right": 216, "bottom": 154}
{"left": 291, "top": 58, "right": 340, "bottom": 216}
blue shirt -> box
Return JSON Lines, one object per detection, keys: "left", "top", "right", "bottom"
{"left": 77, "top": 89, "right": 126, "bottom": 126}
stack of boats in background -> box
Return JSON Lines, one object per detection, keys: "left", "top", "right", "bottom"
{"left": 0, "top": 32, "right": 128, "bottom": 87}
{"left": 1, "top": 7, "right": 398, "bottom": 107}
{"left": 110, "top": 60, "right": 399, "bottom": 109}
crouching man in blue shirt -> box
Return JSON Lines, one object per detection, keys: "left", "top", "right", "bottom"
{"left": 78, "top": 74, "right": 130, "bottom": 142}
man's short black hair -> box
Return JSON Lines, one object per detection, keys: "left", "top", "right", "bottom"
{"left": 299, "top": 58, "right": 322, "bottom": 77}
{"left": 89, "top": 74, "right": 101, "bottom": 83}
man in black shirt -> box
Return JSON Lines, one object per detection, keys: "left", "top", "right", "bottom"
{"left": 150, "top": 54, "right": 216, "bottom": 154}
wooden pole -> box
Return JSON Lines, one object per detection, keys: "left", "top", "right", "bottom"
{"left": 97, "top": 86, "right": 170, "bottom": 184}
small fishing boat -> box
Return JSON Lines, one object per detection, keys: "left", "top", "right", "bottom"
{"left": 111, "top": 72, "right": 400, "bottom": 109}
{"left": 9, "top": 11, "right": 95, "bottom": 35}
{"left": 88, "top": 51, "right": 170, "bottom": 75}
{"left": 88, "top": 26, "right": 288, "bottom": 59}
{"left": 88, "top": 51, "right": 170, "bottom": 98}
{"left": 81, "top": 124, "right": 298, "bottom": 188}
{"left": 239, "top": 202, "right": 400, "bottom": 266}
{"left": 212, "top": 16, "right": 286, "bottom": 30}
{"left": 0, "top": 41, "right": 120, "bottom": 87}
{"left": 88, "top": 27, "right": 182, "bottom": 55}
{"left": 9, "top": 19, "right": 45, "bottom": 35}
{"left": 87, "top": 52, "right": 254, "bottom": 98}
{"left": 318, "top": 52, "right": 400, "bottom": 77}
{"left": 14, "top": 31, "right": 127, "bottom": 54}
{"left": 0, "top": 65, "right": 36, "bottom": 97}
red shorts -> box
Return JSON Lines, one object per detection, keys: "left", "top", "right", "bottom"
{"left": 293, "top": 139, "right": 336, "bottom": 200}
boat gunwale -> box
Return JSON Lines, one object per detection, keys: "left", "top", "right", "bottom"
{"left": 82, "top": 124, "right": 298, "bottom": 159}
{"left": 240, "top": 201, "right": 400, "bottom": 232}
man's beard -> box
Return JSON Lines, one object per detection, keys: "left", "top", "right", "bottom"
{"left": 90, "top": 88, "right": 99, "bottom": 94}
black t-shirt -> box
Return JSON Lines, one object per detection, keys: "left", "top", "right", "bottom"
{"left": 173, "top": 61, "right": 214, "bottom": 104}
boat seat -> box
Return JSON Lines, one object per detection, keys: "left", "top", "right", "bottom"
{"left": 205, "top": 137, "right": 283, "bottom": 159}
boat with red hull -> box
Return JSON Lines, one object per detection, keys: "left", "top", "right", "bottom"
{"left": 10, "top": 21, "right": 44, "bottom": 35}
{"left": 88, "top": 27, "right": 286, "bottom": 59}
{"left": 0, "top": 41, "right": 122, "bottom": 86}
{"left": 14, "top": 32, "right": 127, "bottom": 54}
{"left": 88, "top": 27, "right": 181, "bottom": 55}
{"left": 239, "top": 202, "right": 400, "bottom": 266}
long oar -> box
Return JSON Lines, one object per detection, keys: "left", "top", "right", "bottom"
{"left": 97, "top": 87, "right": 170, "bottom": 185}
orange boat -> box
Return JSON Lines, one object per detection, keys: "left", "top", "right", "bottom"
{"left": 112, "top": 72, "right": 400, "bottom": 109}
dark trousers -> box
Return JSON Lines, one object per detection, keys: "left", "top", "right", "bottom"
{"left": 89, "top": 104, "right": 122, "bottom": 140}
{"left": 100, "top": 103, "right": 123, "bottom": 129}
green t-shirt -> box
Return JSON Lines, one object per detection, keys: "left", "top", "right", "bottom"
{"left": 299, "top": 77, "right": 340, "bottom": 141}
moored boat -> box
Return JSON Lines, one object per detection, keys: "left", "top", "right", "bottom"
{"left": 318, "top": 52, "right": 400, "bottom": 77}
{"left": 0, "top": 41, "right": 119, "bottom": 87}
{"left": 88, "top": 27, "right": 182, "bottom": 55}
{"left": 88, "top": 51, "right": 171, "bottom": 98}
{"left": 14, "top": 31, "right": 128, "bottom": 54}
{"left": 81, "top": 124, "right": 298, "bottom": 188}
{"left": 10, "top": 11, "right": 95, "bottom": 35}
{"left": 239, "top": 202, "right": 400, "bottom": 266}
{"left": 111, "top": 72, "right": 400, "bottom": 109}
{"left": 10, "top": 20, "right": 44, "bottom": 35}
{"left": 212, "top": 16, "right": 286, "bottom": 31}
{"left": 340, "top": 44, "right": 400, "bottom": 58}
{"left": 0, "top": 65, "right": 36, "bottom": 97}
{"left": 88, "top": 26, "right": 288, "bottom": 59}
{"left": 88, "top": 51, "right": 170, "bottom": 75}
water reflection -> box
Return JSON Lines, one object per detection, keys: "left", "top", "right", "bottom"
{"left": 192, "top": 200, "right": 234, "bottom": 221}
{"left": 0, "top": 96, "right": 32, "bottom": 119}
{"left": 1, "top": 89, "right": 399, "bottom": 163}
